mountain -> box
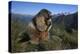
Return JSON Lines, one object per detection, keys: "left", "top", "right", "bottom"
{"left": 10, "top": 13, "right": 34, "bottom": 24}
{"left": 64, "top": 12, "right": 78, "bottom": 30}
{"left": 52, "top": 12, "right": 78, "bottom": 32}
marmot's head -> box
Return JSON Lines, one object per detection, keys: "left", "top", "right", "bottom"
{"left": 38, "top": 9, "right": 52, "bottom": 19}
{"left": 33, "top": 9, "right": 52, "bottom": 32}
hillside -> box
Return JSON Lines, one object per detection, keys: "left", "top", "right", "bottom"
{"left": 10, "top": 12, "right": 78, "bottom": 52}
{"left": 52, "top": 12, "right": 78, "bottom": 32}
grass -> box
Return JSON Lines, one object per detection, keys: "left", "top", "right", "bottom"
{"left": 10, "top": 17, "right": 78, "bottom": 53}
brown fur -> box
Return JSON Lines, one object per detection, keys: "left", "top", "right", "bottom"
{"left": 19, "top": 9, "right": 52, "bottom": 44}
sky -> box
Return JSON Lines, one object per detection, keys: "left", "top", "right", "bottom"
{"left": 10, "top": 1, "right": 78, "bottom": 15}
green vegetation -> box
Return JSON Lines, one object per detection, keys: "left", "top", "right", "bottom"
{"left": 10, "top": 12, "right": 78, "bottom": 53}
